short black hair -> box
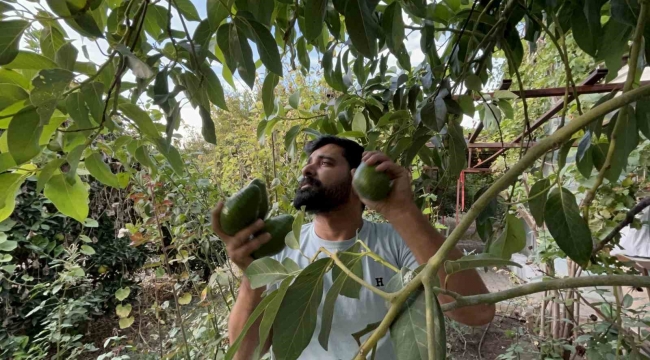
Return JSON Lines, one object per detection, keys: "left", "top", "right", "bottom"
{"left": 304, "top": 135, "right": 364, "bottom": 169}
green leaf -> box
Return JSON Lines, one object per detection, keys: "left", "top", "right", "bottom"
{"left": 304, "top": 0, "right": 327, "bottom": 41}
{"left": 178, "top": 292, "right": 192, "bottom": 305}
{"left": 262, "top": 73, "right": 279, "bottom": 117}
{"left": 282, "top": 258, "right": 301, "bottom": 273}
{"left": 444, "top": 253, "right": 521, "bottom": 275}
{"left": 231, "top": 23, "right": 256, "bottom": 88}
{"left": 253, "top": 276, "right": 294, "bottom": 359}
{"left": 144, "top": 4, "right": 169, "bottom": 39}
{"left": 576, "top": 131, "right": 593, "bottom": 178}
{"left": 30, "top": 69, "right": 74, "bottom": 125}
{"left": 597, "top": 18, "right": 632, "bottom": 82}
{"left": 73, "top": 12, "right": 104, "bottom": 38}
{"left": 39, "top": 25, "right": 65, "bottom": 60}
{"left": 217, "top": 23, "right": 237, "bottom": 73}
{"left": 0, "top": 20, "right": 29, "bottom": 65}
{"left": 289, "top": 90, "right": 300, "bottom": 109}
{"left": 0, "top": 173, "right": 24, "bottom": 223}
{"left": 115, "top": 287, "right": 131, "bottom": 301}
{"left": 489, "top": 214, "right": 526, "bottom": 260}
{"left": 208, "top": 0, "right": 232, "bottom": 30}
{"left": 385, "top": 268, "right": 428, "bottom": 360}
{"left": 37, "top": 158, "right": 65, "bottom": 193}
{"left": 319, "top": 243, "right": 364, "bottom": 350}
{"left": 82, "top": 82, "right": 105, "bottom": 125}
{"left": 557, "top": 140, "right": 574, "bottom": 170}
{"left": 119, "top": 103, "right": 161, "bottom": 139}
{"left": 570, "top": 0, "right": 603, "bottom": 57}
{"left": 44, "top": 174, "right": 89, "bottom": 223}
{"left": 0, "top": 237, "right": 16, "bottom": 252}
{"left": 351, "top": 111, "right": 367, "bottom": 133}
{"left": 297, "top": 36, "right": 310, "bottom": 72}
{"left": 382, "top": 2, "right": 404, "bottom": 55}
{"left": 443, "top": 119, "right": 467, "bottom": 185}
{"left": 544, "top": 187, "right": 593, "bottom": 267}
{"left": 247, "top": 19, "right": 282, "bottom": 76}
{"left": 0, "top": 84, "right": 28, "bottom": 112}
{"left": 115, "top": 303, "right": 132, "bottom": 318}
{"left": 7, "top": 106, "right": 42, "bottom": 165}
{"left": 344, "top": 0, "right": 378, "bottom": 58}
{"left": 0, "top": 69, "right": 31, "bottom": 89}
{"left": 65, "top": 92, "right": 94, "bottom": 134}
{"left": 173, "top": 0, "right": 201, "bottom": 21}
{"left": 4, "top": 51, "right": 58, "bottom": 70}
{"left": 55, "top": 42, "right": 78, "bottom": 71}
{"left": 118, "top": 316, "right": 134, "bottom": 329}
{"left": 337, "top": 130, "right": 366, "bottom": 139}
{"left": 225, "top": 290, "right": 279, "bottom": 360}
{"left": 245, "top": 257, "right": 289, "bottom": 289}
{"left": 273, "top": 258, "right": 332, "bottom": 360}
{"left": 202, "top": 65, "right": 228, "bottom": 111}
{"left": 153, "top": 138, "right": 184, "bottom": 175}
{"left": 80, "top": 244, "right": 96, "bottom": 255}
{"left": 636, "top": 97, "right": 650, "bottom": 139}
{"left": 607, "top": 106, "right": 638, "bottom": 182}
{"left": 85, "top": 152, "right": 121, "bottom": 188}
{"left": 134, "top": 145, "right": 156, "bottom": 176}
{"left": 528, "top": 178, "right": 550, "bottom": 227}
{"left": 465, "top": 74, "right": 482, "bottom": 92}
{"left": 285, "top": 125, "right": 302, "bottom": 155}
{"left": 199, "top": 106, "right": 217, "bottom": 145}
{"left": 115, "top": 44, "right": 154, "bottom": 79}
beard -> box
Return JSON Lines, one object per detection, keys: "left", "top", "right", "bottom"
{"left": 293, "top": 174, "right": 352, "bottom": 213}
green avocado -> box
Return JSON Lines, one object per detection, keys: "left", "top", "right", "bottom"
{"left": 352, "top": 162, "right": 391, "bottom": 201}
{"left": 248, "top": 178, "right": 269, "bottom": 219}
{"left": 252, "top": 214, "right": 294, "bottom": 259}
{"left": 220, "top": 185, "right": 261, "bottom": 236}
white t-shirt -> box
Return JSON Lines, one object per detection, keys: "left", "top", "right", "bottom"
{"left": 269, "top": 219, "right": 419, "bottom": 360}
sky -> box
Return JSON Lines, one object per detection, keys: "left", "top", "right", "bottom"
{"left": 22, "top": 0, "right": 476, "bottom": 137}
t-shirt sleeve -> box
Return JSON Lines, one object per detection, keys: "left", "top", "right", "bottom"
{"left": 387, "top": 225, "right": 419, "bottom": 270}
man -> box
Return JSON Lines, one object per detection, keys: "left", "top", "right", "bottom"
{"left": 212, "top": 135, "right": 494, "bottom": 360}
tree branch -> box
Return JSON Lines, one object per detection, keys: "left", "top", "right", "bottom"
{"left": 440, "top": 275, "right": 650, "bottom": 312}
{"left": 592, "top": 197, "right": 650, "bottom": 255}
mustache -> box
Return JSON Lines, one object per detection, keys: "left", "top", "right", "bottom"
{"left": 299, "top": 176, "right": 322, "bottom": 188}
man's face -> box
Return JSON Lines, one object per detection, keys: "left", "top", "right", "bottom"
{"left": 293, "top": 144, "right": 353, "bottom": 213}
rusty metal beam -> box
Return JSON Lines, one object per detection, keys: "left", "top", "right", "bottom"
{"left": 424, "top": 166, "right": 492, "bottom": 173}
{"left": 468, "top": 80, "right": 512, "bottom": 143}
{"left": 472, "top": 69, "right": 611, "bottom": 168}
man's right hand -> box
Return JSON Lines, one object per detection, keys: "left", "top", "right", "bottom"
{"left": 211, "top": 201, "right": 271, "bottom": 270}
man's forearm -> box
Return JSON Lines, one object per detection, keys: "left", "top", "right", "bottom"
{"left": 229, "top": 277, "right": 269, "bottom": 360}
{"left": 386, "top": 203, "right": 495, "bottom": 326}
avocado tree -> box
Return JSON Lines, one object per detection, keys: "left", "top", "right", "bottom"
{"left": 2, "top": 0, "right": 650, "bottom": 358}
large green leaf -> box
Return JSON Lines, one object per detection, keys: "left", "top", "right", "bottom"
{"left": 570, "top": 0, "right": 604, "bottom": 57}
{"left": 576, "top": 131, "right": 593, "bottom": 178}
{"left": 85, "top": 152, "right": 121, "bottom": 188}
{"left": 225, "top": 291, "right": 279, "bottom": 360}
{"left": 304, "top": 0, "right": 327, "bottom": 41}
{"left": 207, "top": 0, "right": 232, "bottom": 30}
{"left": 297, "top": 36, "right": 310, "bottom": 72}
{"left": 134, "top": 145, "right": 156, "bottom": 176}
{"left": 273, "top": 258, "right": 332, "bottom": 360}
{"left": 119, "top": 103, "right": 161, "bottom": 140}
{"left": 153, "top": 137, "right": 184, "bottom": 175}
{"left": 386, "top": 268, "right": 428, "bottom": 360}
{"left": 7, "top": 106, "right": 42, "bottom": 165}
{"left": 55, "top": 42, "right": 78, "bottom": 71}
{"left": 528, "top": 178, "right": 550, "bottom": 227}
{"left": 39, "top": 25, "right": 65, "bottom": 60}
{"left": 0, "top": 84, "right": 27, "bottom": 112}
{"left": 544, "top": 187, "right": 592, "bottom": 267}
{"left": 597, "top": 18, "right": 632, "bottom": 82}
{"left": 144, "top": 4, "right": 169, "bottom": 39}
{"left": 444, "top": 253, "right": 521, "bottom": 276}
{"left": 319, "top": 243, "right": 364, "bottom": 349}
{"left": 637, "top": 97, "right": 650, "bottom": 139}
{"left": 262, "top": 73, "right": 279, "bottom": 117}
{"left": 173, "top": 0, "right": 201, "bottom": 21}
{"left": 4, "top": 51, "right": 58, "bottom": 70}
{"left": 82, "top": 82, "right": 105, "bottom": 125}
{"left": 382, "top": 2, "right": 404, "bottom": 55}
{"left": 344, "top": 0, "right": 378, "bottom": 58}
{"left": 30, "top": 69, "right": 74, "bottom": 125}
{"left": 0, "top": 20, "right": 29, "bottom": 65}
{"left": 443, "top": 119, "right": 467, "bottom": 185}
{"left": 217, "top": 23, "right": 237, "bottom": 73}
{"left": 199, "top": 106, "right": 217, "bottom": 145}
{"left": 0, "top": 173, "right": 25, "bottom": 222}
{"left": 245, "top": 257, "right": 289, "bottom": 289}
{"left": 488, "top": 214, "right": 526, "bottom": 260}
{"left": 606, "top": 106, "right": 638, "bottom": 182}
{"left": 65, "top": 92, "right": 94, "bottom": 133}
{"left": 0, "top": 69, "right": 31, "bottom": 89}
{"left": 44, "top": 173, "right": 89, "bottom": 223}
{"left": 37, "top": 158, "right": 66, "bottom": 193}
{"left": 202, "top": 65, "right": 228, "bottom": 111}
{"left": 248, "top": 19, "right": 282, "bottom": 76}
{"left": 232, "top": 22, "right": 256, "bottom": 88}
{"left": 254, "top": 276, "right": 295, "bottom": 359}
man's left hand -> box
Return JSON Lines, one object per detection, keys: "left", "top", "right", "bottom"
{"left": 352, "top": 151, "right": 415, "bottom": 219}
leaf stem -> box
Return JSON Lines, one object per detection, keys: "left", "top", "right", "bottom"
{"left": 319, "top": 247, "right": 392, "bottom": 300}
{"left": 356, "top": 240, "right": 399, "bottom": 273}
{"left": 423, "top": 275, "right": 436, "bottom": 360}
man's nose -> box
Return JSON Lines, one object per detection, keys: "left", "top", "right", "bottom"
{"left": 302, "top": 162, "right": 316, "bottom": 177}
